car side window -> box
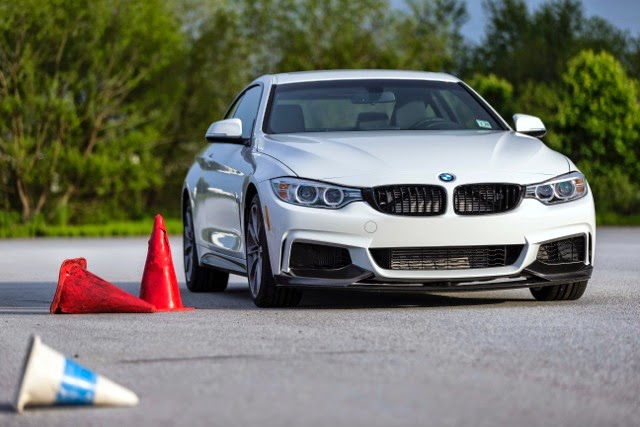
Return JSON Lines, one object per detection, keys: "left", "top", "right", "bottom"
{"left": 229, "top": 86, "right": 263, "bottom": 139}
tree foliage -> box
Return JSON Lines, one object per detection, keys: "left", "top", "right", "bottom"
{"left": 0, "top": 0, "right": 183, "bottom": 223}
{"left": 392, "top": 0, "right": 468, "bottom": 72}
{"left": 554, "top": 50, "right": 640, "bottom": 214}
{"left": 466, "top": 73, "right": 514, "bottom": 118}
{"left": 472, "top": 0, "right": 638, "bottom": 87}
{"left": 1, "top": 0, "right": 639, "bottom": 230}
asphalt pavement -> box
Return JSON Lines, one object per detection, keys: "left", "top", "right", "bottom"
{"left": 0, "top": 228, "right": 638, "bottom": 426}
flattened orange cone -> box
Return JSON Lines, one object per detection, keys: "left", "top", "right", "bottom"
{"left": 139, "top": 215, "right": 194, "bottom": 311}
{"left": 50, "top": 258, "right": 156, "bottom": 314}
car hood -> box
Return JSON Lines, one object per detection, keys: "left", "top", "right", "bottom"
{"left": 260, "top": 130, "right": 570, "bottom": 187}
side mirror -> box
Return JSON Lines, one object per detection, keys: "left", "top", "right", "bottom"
{"left": 513, "top": 114, "right": 546, "bottom": 138}
{"left": 205, "top": 118, "right": 243, "bottom": 142}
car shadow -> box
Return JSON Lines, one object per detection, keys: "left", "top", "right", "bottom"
{"left": 0, "top": 281, "right": 533, "bottom": 313}
{"left": 0, "top": 402, "right": 14, "bottom": 413}
{"left": 0, "top": 282, "right": 56, "bottom": 315}
{"left": 181, "top": 283, "right": 533, "bottom": 310}
{"left": 298, "top": 289, "right": 519, "bottom": 309}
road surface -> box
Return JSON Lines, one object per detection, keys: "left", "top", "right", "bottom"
{"left": 0, "top": 228, "right": 638, "bottom": 426}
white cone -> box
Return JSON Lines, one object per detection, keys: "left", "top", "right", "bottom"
{"left": 13, "top": 335, "right": 139, "bottom": 413}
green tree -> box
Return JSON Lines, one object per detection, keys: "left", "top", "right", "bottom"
{"left": 555, "top": 50, "right": 640, "bottom": 214}
{"left": 466, "top": 73, "right": 514, "bottom": 118}
{"left": 272, "top": 0, "right": 397, "bottom": 71}
{"left": 473, "top": 0, "right": 584, "bottom": 85}
{"left": 514, "top": 80, "right": 562, "bottom": 146}
{"left": 150, "top": 1, "right": 253, "bottom": 214}
{"left": 472, "top": 0, "right": 637, "bottom": 88}
{"left": 0, "top": 0, "right": 184, "bottom": 224}
{"left": 393, "top": 0, "right": 468, "bottom": 73}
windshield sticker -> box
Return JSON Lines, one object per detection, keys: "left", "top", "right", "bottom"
{"left": 476, "top": 119, "right": 492, "bottom": 129}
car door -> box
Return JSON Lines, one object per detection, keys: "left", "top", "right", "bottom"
{"left": 193, "top": 85, "right": 263, "bottom": 267}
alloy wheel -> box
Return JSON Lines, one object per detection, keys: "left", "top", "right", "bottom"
{"left": 183, "top": 208, "right": 195, "bottom": 283}
{"left": 246, "top": 201, "right": 263, "bottom": 298}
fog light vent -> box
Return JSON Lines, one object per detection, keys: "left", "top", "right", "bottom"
{"left": 290, "top": 243, "right": 351, "bottom": 270}
{"left": 537, "top": 236, "right": 586, "bottom": 264}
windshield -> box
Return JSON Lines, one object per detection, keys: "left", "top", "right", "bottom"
{"left": 264, "top": 79, "right": 504, "bottom": 134}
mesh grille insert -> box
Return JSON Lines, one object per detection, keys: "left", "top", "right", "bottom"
{"left": 537, "top": 236, "right": 586, "bottom": 264}
{"left": 290, "top": 243, "right": 351, "bottom": 270}
{"left": 370, "top": 245, "right": 523, "bottom": 270}
{"left": 454, "top": 184, "right": 522, "bottom": 215}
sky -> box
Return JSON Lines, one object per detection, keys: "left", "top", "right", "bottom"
{"left": 461, "top": 0, "right": 640, "bottom": 42}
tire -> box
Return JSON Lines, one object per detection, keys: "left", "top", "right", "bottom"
{"left": 245, "top": 194, "right": 302, "bottom": 307}
{"left": 183, "top": 205, "right": 229, "bottom": 292}
{"left": 529, "top": 281, "right": 588, "bottom": 301}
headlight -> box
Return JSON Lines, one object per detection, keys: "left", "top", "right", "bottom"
{"left": 271, "top": 178, "right": 362, "bottom": 209}
{"left": 524, "top": 172, "right": 588, "bottom": 205}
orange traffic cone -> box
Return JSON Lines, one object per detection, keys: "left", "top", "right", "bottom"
{"left": 139, "top": 215, "right": 194, "bottom": 311}
{"left": 50, "top": 258, "right": 156, "bottom": 314}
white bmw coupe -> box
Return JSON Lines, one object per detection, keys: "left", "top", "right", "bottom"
{"left": 182, "top": 70, "right": 595, "bottom": 307}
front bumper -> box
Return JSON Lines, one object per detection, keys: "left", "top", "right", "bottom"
{"left": 273, "top": 260, "right": 593, "bottom": 292}
{"left": 259, "top": 180, "right": 596, "bottom": 292}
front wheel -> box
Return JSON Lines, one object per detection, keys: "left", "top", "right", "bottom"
{"left": 183, "top": 205, "right": 229, "bottom": 292}
{"left": 530, "top": 281, "right": 588, "bottom": 301}
{"left": 245, "top": 194, "right": 302, "bottom": 307}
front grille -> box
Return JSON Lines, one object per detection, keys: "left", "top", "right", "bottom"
{"left": 370, "top": 245, "right": 523, "bottom": 270}
{"left": 365, "top": 185, "right": 446, "bottom": 216}
{"left": 537, "top": 236, "right": 586, "bottom": 264}
{"left": 454, "top": 184, "right": 522, "bottom": 215}
{"left": 290, "top": 243, "right": 351, "bottom": 270}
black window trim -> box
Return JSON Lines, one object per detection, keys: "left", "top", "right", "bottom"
{"left": 223, "top": 83, "right": 264, "bottom": 142}
{"left": 262, "top": 84, "right": 278, "bottom": 134}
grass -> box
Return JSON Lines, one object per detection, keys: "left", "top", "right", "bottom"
{"left": 596, "top": 212, "right": 640, "bottom": 226}
{"left": 0, "top": 218, "right": 183, "bottom": 238}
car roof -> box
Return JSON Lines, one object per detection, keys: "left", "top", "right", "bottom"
{"left": 262, "top": 70, "right": 461, "bottom": 85}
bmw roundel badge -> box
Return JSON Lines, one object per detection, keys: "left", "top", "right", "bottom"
{"left": 438, "top": 173, "right": 456, "bottom": 182}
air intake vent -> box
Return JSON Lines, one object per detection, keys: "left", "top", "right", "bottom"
{"left": 370, "top": 245, "right": 523, "bottom": 270}
{"left": 537, "top": 236, "right": 586, "bottom": 264}
{"left": 454, "top": 184, "right": 522, "bottom": 215}
{"left": 365, "top": 185, "right": 446, "bottom": 216}
{"left": 290, "top": 243, "right": 351, "bottom": 270}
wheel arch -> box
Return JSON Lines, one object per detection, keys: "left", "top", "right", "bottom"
{"left": 182, "top": 184, "right": 194, "bottom": 216}
{"left": 244, "top": 182, "right": 259, "bottom": 219}
{"left": 182, "top": 185, "right": 200, "bottom": 267}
